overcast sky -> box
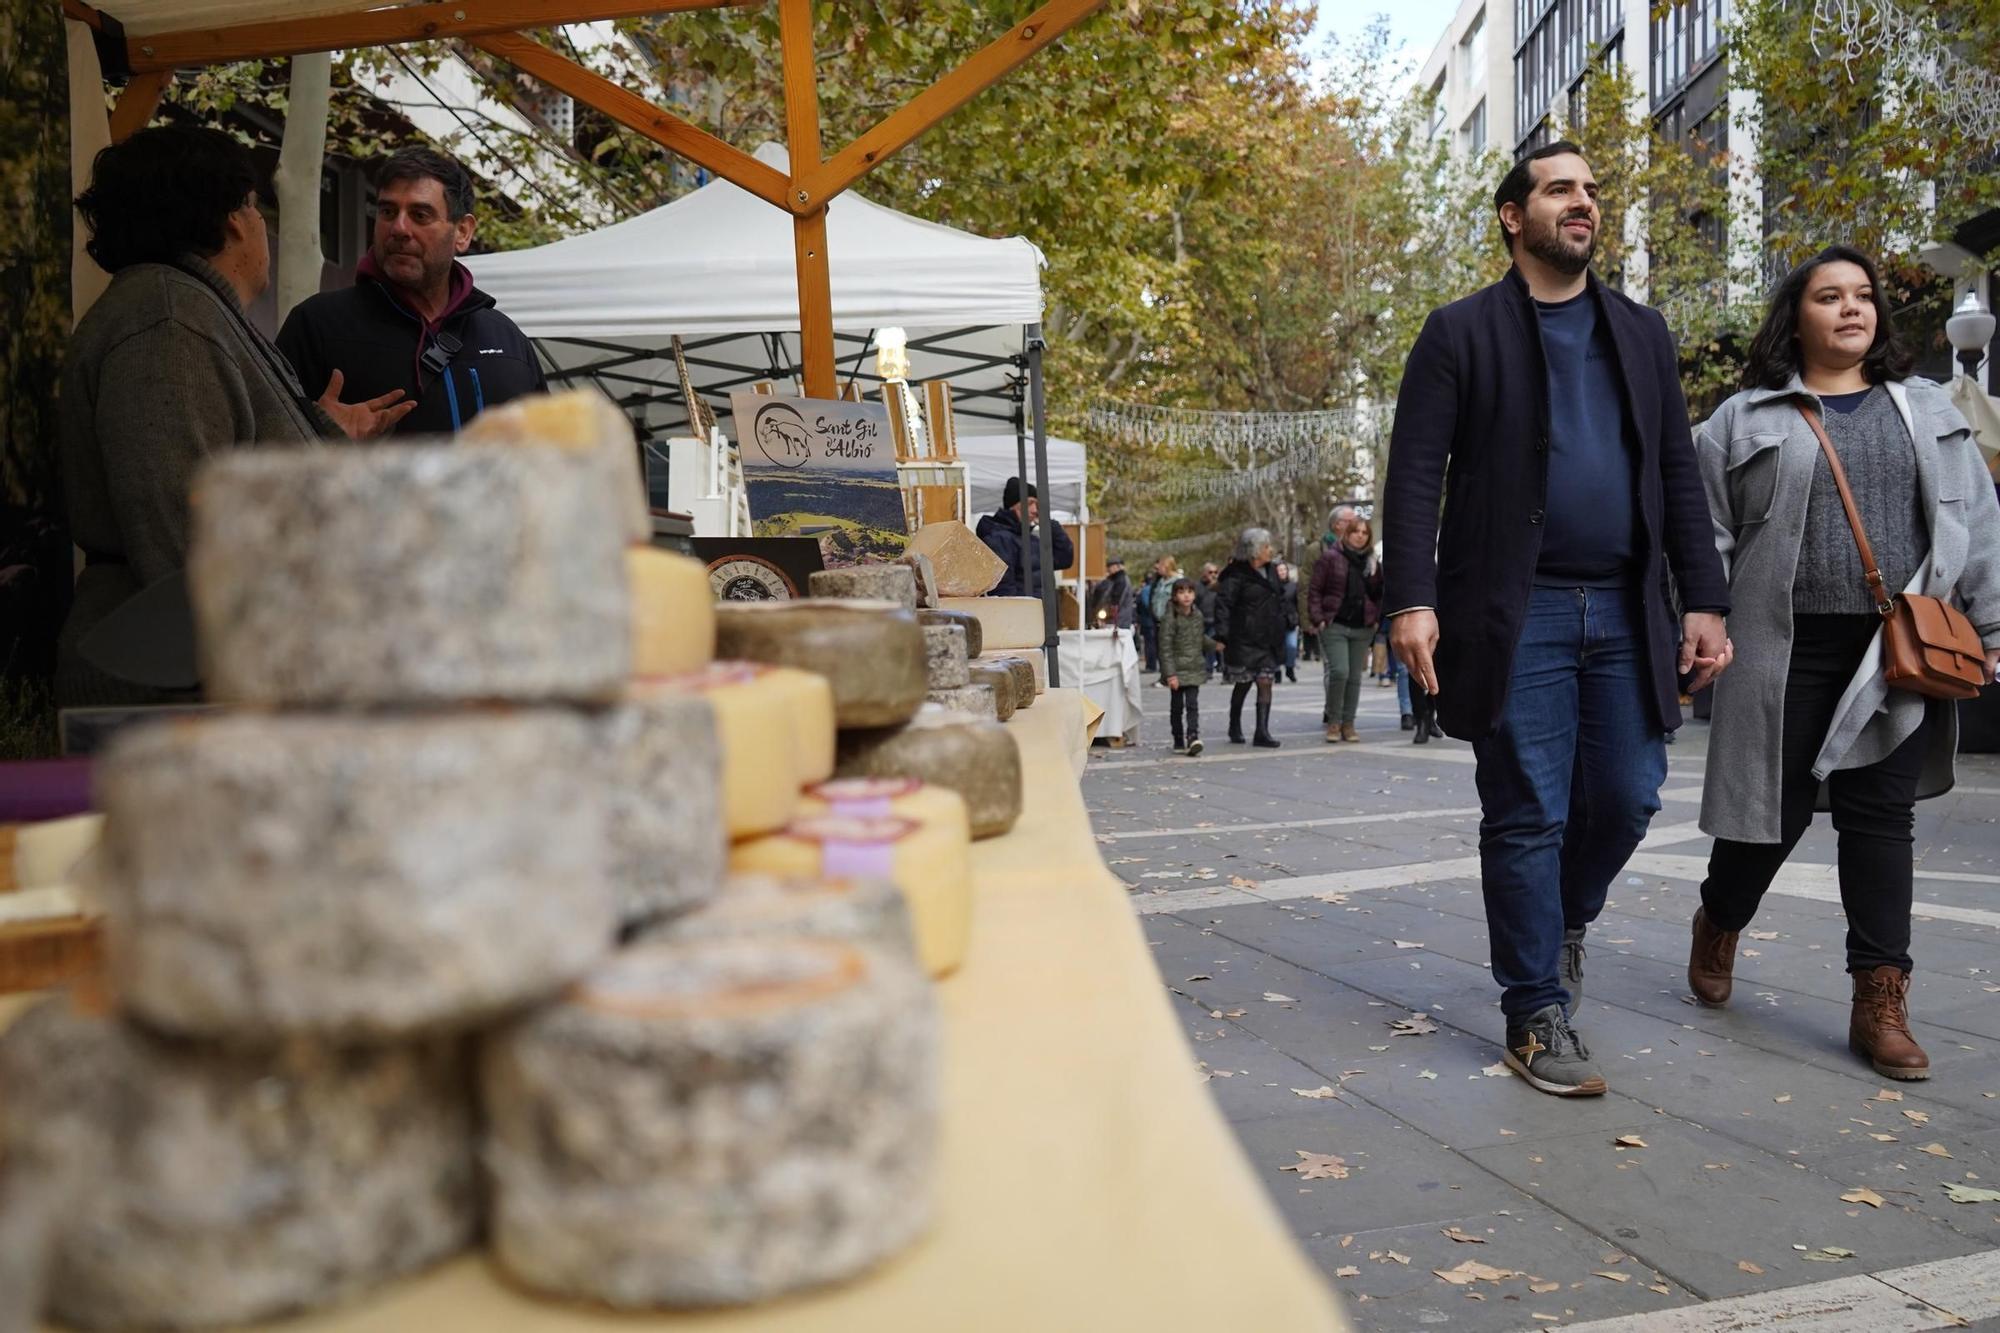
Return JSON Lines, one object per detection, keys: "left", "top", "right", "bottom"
{"left": 1308, "top": 0, "right": 1466, "bottom": 90}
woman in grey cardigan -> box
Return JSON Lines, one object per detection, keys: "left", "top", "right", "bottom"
{"left": 1690, "top": 245, "right": 2000, "bottom": 1080}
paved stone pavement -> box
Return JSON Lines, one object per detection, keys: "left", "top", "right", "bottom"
{"left": 1084, "top": 666, "right": 2000, "bottom": 1331}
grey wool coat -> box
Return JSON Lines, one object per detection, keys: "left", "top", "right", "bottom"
{"left": 1696, "top": 375, "right": 2000, "bottom": 844}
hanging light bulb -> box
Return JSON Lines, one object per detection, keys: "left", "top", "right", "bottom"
{"left": 875, "top": 327, "right": 910, "bottom": 382}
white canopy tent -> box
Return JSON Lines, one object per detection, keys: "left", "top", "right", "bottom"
{"left": 466, "top": 143, "right": 1046, "bottom": 443}
{"left": 959, "top": 433, "right": 1088, "bottom": 524}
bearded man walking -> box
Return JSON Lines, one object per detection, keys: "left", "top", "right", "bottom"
{"left": 1383, "top": 142, "right": 1733, "bottom": 1096}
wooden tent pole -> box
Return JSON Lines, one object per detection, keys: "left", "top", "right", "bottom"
{"left": 107, "top": 71, "right": 169, "bottom": 141}
{"left": 778, "top": 0, "right": 834, "bottom": 398}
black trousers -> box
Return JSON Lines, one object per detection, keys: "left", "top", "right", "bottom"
{"left": 1170, "top": 685, "right": 1201, "bottom": 746}
{"left": 1701, "top": 614, "right": 1928, "bottom": 973}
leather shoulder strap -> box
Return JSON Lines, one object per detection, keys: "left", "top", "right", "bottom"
{"left": 1794, "top": 401, "right": 1893, "bottom": 615}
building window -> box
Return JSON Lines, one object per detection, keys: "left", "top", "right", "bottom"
{"left": 1653, "top": 0, "right": 1727, "bottom": 106}
{"left": 1464, "top": 98, "right": 1488, "bottom": 156}
{"left": 1429, "top": 71, "right": 1448, "bottom": 140}
{"left": 1462, "top": 8, "right": 1487, "bottom": 88}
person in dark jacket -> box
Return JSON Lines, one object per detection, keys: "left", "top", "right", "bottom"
{"left": 1088, "top": 555, "right": 1137, "bottom": 629}
{"left": 1137, "top": 557, "right": 1165, "bottom": 673}
{"left": 1382, "top": 141, "right": 1733, "bottom": 1097}
{"left": 278, "top": 147, "right": 546, "bottom": 435}
{"left": 976, "top": 477, "right": 1075, "bottom": 599}
{"left": 1158, "top": 576, "right": 1212, "bottom": 755}
{"left": 1194, "top": 562, "right": 1222, "bottom": 672}
{"left": 1275, "top": 560, "right": 1301, "bottom": 683}
{"left": 1308, "top": 515, "right": 1383, "bottom": 743}
{"left": 1211, "top": 527, "right": 1286, "bottom": 748}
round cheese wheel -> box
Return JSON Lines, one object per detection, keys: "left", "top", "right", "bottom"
{"left": 481, "top": 937, "right": 937, "bottom": 1308}
{"left": 835, "top": 705, "right": 1023, "bottom": 839}
{"left": 93, "top": 710, "right": 617, "bottom": 1040}
{"left": 808, "top": 564, "right": 916, "bottom": 609}
{"left": 757, "top": 664, "right": 837, "bottom": 784}
{"left": 985, "top": 654, "right": 1039, "bottom": 709}
{"left": 1, "top": 997, "right": 476, "bottom": 1330}
{"left": 917, "top": 607, "right": 982, "bottom": 658}
{"left": 628, "top": 547, "right": 716, "bottom": 677}
{"left": 458, "top": 387, "right": 651, "bottom": 544}
{"left": 926, "top": 683, "right": 997, "bottom": 720}
{"left": 713, "top": 600, "right": 926, "bottom": 729}
{"left": 643, "top": 872, "right": 918, "bottom": 967}
{"left": 729, "top": 813, "right": 971, "bottom": 978}
{"left": 936, "top": 595, "right": 1043, "bottom": 652}
{"left": 190, "top": 445, "right": 629, "bottom": 706}
{"left": 977, "top": 648, "right": 1046, "bottom": 696}
{"left": 965, "top": 663, "right": 1017, "bottom": 720}
{"left": 643, "top": 665, "right": 804, "bottom": 839}
{"left": 923, "top": 623, "right": 970, "bottom": 689}
{"left": 597, "top": 689, "right": 725, "bottom": 926}
{"left": 801, "top": 777, "right": 972, "bottom": 844}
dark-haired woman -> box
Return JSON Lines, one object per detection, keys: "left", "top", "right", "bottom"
{"left": 1690, "top": 245, "right": 2000, "bottom": 1080}
{"left": 1212, "top": 527, "right": 1286, "bottom": 748}
{"left": 58, "top": 125, "right": 409, "bottom": 704}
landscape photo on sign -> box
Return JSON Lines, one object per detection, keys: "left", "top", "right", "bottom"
{"left": 730, "top": 393, "right": 908, "bottom": 567}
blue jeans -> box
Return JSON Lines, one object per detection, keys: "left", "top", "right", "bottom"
{"left": 1388, "top": 651, "right": 1411, "bottom": 713}
{"left": 1283, "top": 628, "right": 1299, "bottom": 676}
{"left": 1472, "top": 586, "right": 1667, "bottom": 1021}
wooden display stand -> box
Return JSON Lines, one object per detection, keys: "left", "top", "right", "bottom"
{"left": 1059, "top": 521, "right": 1106, "bottom": 580}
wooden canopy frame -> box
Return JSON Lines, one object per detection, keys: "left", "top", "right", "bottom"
{"left": 62, "top": 0, "right": 1104, "bottom": 397}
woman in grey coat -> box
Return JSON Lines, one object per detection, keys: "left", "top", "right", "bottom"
{"left": 1689, "top": 245, "right": 2000, "bottom": 1080}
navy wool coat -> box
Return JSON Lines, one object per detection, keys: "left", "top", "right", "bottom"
{"left": 1381, "top": 268, "right": 1730, "bottom": 739}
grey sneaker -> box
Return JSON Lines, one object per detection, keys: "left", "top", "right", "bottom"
{"left": 1503, "top": 1005, "right": 1608, "bottom": 1097}
{"left": 1561, "top": 926, "right": 1586, "bottom": 1017}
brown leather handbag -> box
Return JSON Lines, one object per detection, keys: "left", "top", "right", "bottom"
{"left": 1796, "top": 403, "right": 1988, "bottom": 700}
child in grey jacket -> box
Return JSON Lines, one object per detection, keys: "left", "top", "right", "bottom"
{"left": 1159, "top": 578, "right": 1214, "bottom": 755}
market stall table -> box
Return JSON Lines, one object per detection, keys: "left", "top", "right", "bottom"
{"left": 1056, "top": 628, "right": 1143, "bottom": 746}
{"left": 19, "top": 689, "right": 1344, "bottom": 1332}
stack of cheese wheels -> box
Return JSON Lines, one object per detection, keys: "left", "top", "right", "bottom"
{"left": 923, "top": 623, "right": 970, "bottom": 689}
{"left": 652, "top": 872, "right": 918, "bottom": 968}
{"left": 597, "top": 690, "right": 727, "bottom": 926}
{"left": 643, "top": 663, "right": 835, "bottom": 839}
{"left": 964, "top": 661, "right": 1017, "bottom": 720}
{"left": 836, "top": 703, "right": 1024, "bottom": 840}
{"left": 732, "top": 796, "right": 973, "bottom": 978}
{"left": 713, "top": 599, "right": 928, "bottom": 729}
{"left": 980, "top": 648, "right": 1047, "bottom": 697}
{"left": 0, "top": 994, "right": 478, "bottom": 1331}
{"left": 936, "top": 594, "right": 1044, "bottom": 653}
{"left": 808, "top": 563, "right": 917, "bottom": 610}
{"left": 918, "top": 607, "right": 984, "bottom": 658}
{"left": 481, "top": 937, "right": 938, "bottom": 1308}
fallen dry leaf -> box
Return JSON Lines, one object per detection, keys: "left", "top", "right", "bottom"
{"left": 1263, "top": 992, "right": 1296, "bottom": 1004}
{"left": 1229, "top": 876, "right": 1259, "bottom": 889}
{"left": 1919, "top": 1143, "right": 1954, "bottom": 1159}
{"left": 1905, "top": 1110, "right": 1932, "bottom": 1125}
{"left": 1334, "top": 1265, "right": 1360, "bottom": 1278}
{"left": 1184, "top": 974, "right": 1212, "bottom": 982}
{"left": 1594, "top": 1270, "right": 1630, "bottom": 1283}
{"left": 1869, "top": 1134, "right": 1899, "bottom": 1142}
{"left": 1737, "top": 1260, "right": 1764, "bottom": 1274}
{"left": 1944, "top": 1182, "right": 2000, "bottom": 1204}
{"left": 1341, "top": 1235, "right": 1353, "bottom": 1248}
{"left": 1385, "top": 1250, "right": 1411, "bottom": 1265}
{"left": 1614, "top": 1135, "right": 1649, "bottom": 1149}
{"left": 1841, "top": 1187, "right": 1886, "bottom": 1208}
{"left": 1292, "top": 1086, "right": 1340, "bottom": 1100}
{"left": 1394, "top": 940, "right": 1426, "bottom": 950}
{"left": 1389, "top": 1013, "right": 1442, "bottom": 1036}
{"left": 1418, "top": 1069, "right": 1439, "bottom": 1080}
{"left": 1872, "top": 1088, "right": 1906, "bottom": 1102}
{"left": 1651, "top": 1284, "right": 1672, "bottom": 1295}
{"left": 1481, "top": 1061, "right": 1512, "bottom": 1078}
{"left": 1442, "top": 1226, "right": 1487, "bottom": 1244}
{"left": 1747, "top": 930, "right": 1780, "bottom": 940}
{"left": 1801, "top": 1246, "right": 1856, "bottom": 1262}
{"left": 1210, "top": 1008, "right": 1247, "bottom": 1019}
{"left": 1774, "top": 1095, "right": 1792, "bottom": 1104}
{"left": 1280, "top": 1151, "right": 1349, "bottom": 1180}
{"left": 1433, "top": 1259, "right": 1516, "bottom": 1285}
{"left": 1529, "top": 1280, "right": 1561, "bottom": 1294}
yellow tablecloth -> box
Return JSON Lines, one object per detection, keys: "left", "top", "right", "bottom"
{"left": 30, "top": 690, "right": 1345, "bottom": 1332}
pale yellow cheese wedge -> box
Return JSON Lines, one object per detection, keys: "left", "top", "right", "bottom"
{"left": 641, "top": 664, "right": 800, "bottom": 839}
{"left": 936, "top": 596, "right": 1044, "bottom": 651}
{"left": 628, "top": 547, "right": 716, "bottom": 676}
{"left": 759, "top": 666, "right": 836, "bottom": 784}
{"left": 11, "top": 812, "right": 102, "bottom": 892}
{"left": 730, "top": 810, "right": 972, "bottom": 978}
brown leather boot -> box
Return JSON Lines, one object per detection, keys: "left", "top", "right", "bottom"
{"left": 1687, "top": 907, "right": 1738, "bottom": 1006}
{"left": 1340, "top": 723, "right": 1359, "bottom": 743}
{"left": 1851, "top": 965, "right": 1929, "bottom": 1080}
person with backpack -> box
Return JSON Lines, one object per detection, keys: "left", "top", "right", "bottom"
{"left": 1158, "top": 576, "right": 1212, "bottom": 755}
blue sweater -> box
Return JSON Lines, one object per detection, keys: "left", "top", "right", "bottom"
{"left": 1535, "top": 291, "right": 1638, "bottom": 585}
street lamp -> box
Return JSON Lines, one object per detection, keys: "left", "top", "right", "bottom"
{"left": 1946, "top": 291, "right": 1996, "bottom": 380}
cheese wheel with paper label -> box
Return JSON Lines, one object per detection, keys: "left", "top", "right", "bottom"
{"left": 458, "top": 386, "right": 651, "bottom": 543}
{"left": 835, "top": 705, "right": 1023, "bottom": 839}
{"left": 93, "top": 710, "right": 616, "bottom": 1040}
{"left": 646, "top": 664, "right": 802, "bottom": 839}
{"left": 481, "top": 937, "right": 937, "bottom": 1308}
{"left": 801, "top": 777, "right": 971, "bottom": 845}
{"left": 190, "top": 444, "right": 629, "bottom": 706}
{"left": 644, "top": 872, "right": 918, "bottom": 967}
{"left": 936, "top": 595, "right": 1043, "bottom": 651}
{"left": 713, "top": 599, "right": 927, "bottom": 728}
{"left": 628, "top": 547, "right": 715, "bottom": 676}
{"left": 730, "top": 813, "right": 971, "bottom": 978}
{"left": 1, "top": 996, "right": 476, "bottom": 1331}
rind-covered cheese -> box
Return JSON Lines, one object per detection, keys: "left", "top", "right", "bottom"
{"left": 835, "top": 705, "right": 1024, "bottom": 839}
{"left": 923, "top": 623, "right": 970, "bottom": 689}
{"left": 977, "top": 648, "right": 1046, "bottom": 696}
{"left": 758, "top": 664, "right": 837, "bottom": 784}
{"left": 801, "top": 777, "right": 972, "bottom": 843}
{"left": 190, "top": 445, "right": 629, "bottom": 706}
{"left": 598, "top": 689, "right": 726, "bottom": 926}
{"left": 94, "top": 710, "right": 617, "bottom": 1039}
{"left": 906, "top": 520, "right": 1007, "bottom": 597}
{"left": 917, "top": 607, "right": 983, "bottom": 658}
{"left": 936, "top": 595, "right": 1044, "bottom": 652}
{"left": 482, "top": 938, "right": 937, "bottom": 1308}
{"left": 808, "top": 564, "right": 916, "bottom": 609}
{"left": 713, "top": 600, "right": 927, "bottom": 729}
{"left": 965, "top": 663, "right": 1017, "bottom": 720}
{"left": 0, "top": 997, "right": 476, "bottom": 1330}
{"left": 629, "top": 547, "right": 716, "bottom": 677}
{"left": 731, "top": 811, "right": 972, "bottom": 978}
{"left": 984, "top": 654, "right": 1039, "bottom": 709}
{"left": 645, "top": 872, "right": 917, "bottom": 967}
{"left": 897, "top": 551, "right": 939, "bottom": 608}
{"left": 925, "top": 684, "right": 997, "bottom": 720}
{"left": 459, "top": 387, "right": 651, "bottom": 543}
{"left": 646, "top": 664, "right": 804, "bottom": 839}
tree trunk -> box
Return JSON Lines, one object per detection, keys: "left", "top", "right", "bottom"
{"left": 1, "top": 1, "right": 70, "bottom": 513}
{"left": 275, "top": 52, "right": 331, "bottom": 325}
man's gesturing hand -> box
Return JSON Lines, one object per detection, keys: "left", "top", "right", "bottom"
{"left": 319, "top": 370, "right": 417, "bottom": 440}
{"left": 1680, "top": 611, "right": 1731, "bottom": 693}
{"left": 1389, "top": 609, "right": 1440, "bottom": 697}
